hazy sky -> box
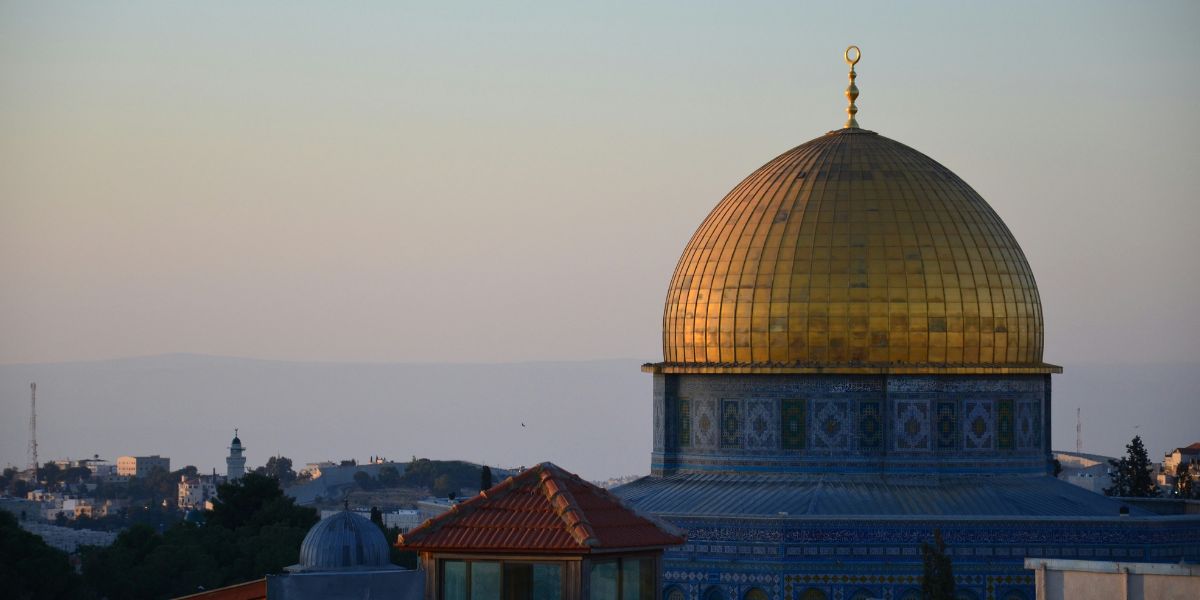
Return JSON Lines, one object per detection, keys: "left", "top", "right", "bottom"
{"left": 3, "top": 1, "right": 1199, "bottom": 367}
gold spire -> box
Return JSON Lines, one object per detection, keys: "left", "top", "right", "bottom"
{"left": 844, "top": 45, "right": 861, "bottom": 128}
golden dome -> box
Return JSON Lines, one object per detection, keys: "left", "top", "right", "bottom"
{"left": 659, "top": 127, "right": 1058, "bottom": 375}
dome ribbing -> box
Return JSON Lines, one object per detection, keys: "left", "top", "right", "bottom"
{"left": 660, "top": 128, "right": 1054, "bottom": 374}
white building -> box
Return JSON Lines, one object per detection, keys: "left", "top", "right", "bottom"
{"left": 226, "top": 430, "right": 247, "bottom": 480}
{"left": 1026, "top": 558, "right": 1200, "bottom": 600}
{"left": 1054, "top": 451, "right": 1114, "bottom": 494}
{"left": 1159, "top": 442, "right": 1200, "bottom": 489}
{"left": 116, "top": 455, "right": 170, "bottom": 478}
{"left": 320, "top": 508, "right": 423, "bottom": 533}
{"left": 178, "top": 473, "right": 225, "bottom": 510}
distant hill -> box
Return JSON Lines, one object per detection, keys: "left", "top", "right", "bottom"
{"left": 0, "top": 355, "right": 1196, "bottom": 480}
{"left": 0, "top": 354, "right": 650, "bottom": 481}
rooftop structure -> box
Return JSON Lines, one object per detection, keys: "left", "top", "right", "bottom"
{"left": 399, "top": 462, "right": 683, "bottom": 600}
{"left": 293, "top": 510, "right": 393, "bottom": 572}
{"left": 613, "top": 46, "right": 1200, "bottom": 600}
{"left": 226, "top": 429, "right": 246, "bottom": 480}
{"left": 115, "top": 455, "right": 170, "bottom": 478}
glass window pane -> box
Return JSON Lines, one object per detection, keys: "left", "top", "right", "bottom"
{"left": 503, "top": 563, "right": 532, "bottom": 600}
{"left": 443, "top": 560, "right": 467, "bottom": 600}
{"left": 589, "top": 561, "right": 618, "bottom": 600}
{"left": 638, "top": 559, "right": 655, "bottom": 600}
{"left": 532, "top": 564, "right": 562, "bottom": 600}
{"left": 472, "top": 561, "right": 501, "bottom": 600}
{"left": 622, "top": 558, "right": 641, "bottom": 600}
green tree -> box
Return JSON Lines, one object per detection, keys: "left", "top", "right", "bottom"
{"left": 39, "top": 461, "right": 63, "bottom": 488}
{"left": 432, "top": 474, "right": 455, "bottom": 497}
{"left": 254, "top": 456, "right": 297, "bottom": 487}
{"left": 377, "top": 466, "right": 401, "bottom": 487}
{"left": 62, "top": 465, "right": 93, "bottom": 485}
{"left": 480, "top": 465, "right": 493, "bottom": 491}
{"left": 0, "top": 510, "right": 90, "bottom": 599}
{"left": 1105, "top": 435, "right": 1160, "bottom": 498}
{"left": 82, "top": 473, "right": 317, "bottom": 599}
{"left": 1174, "top": 462, "right": 1196, "bottom": 499}
{"left": 8, "top": 477, "right": 29, "bottom": 499}
{"left": 354, "top": 470, "right": 376, "bottom": 491}
{"left": 920, "top": 529, "right": 954, "bottom": 600}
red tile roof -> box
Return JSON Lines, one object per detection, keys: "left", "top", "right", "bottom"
{"left": 396, "top": 462, "right": 684, "bottom": 554}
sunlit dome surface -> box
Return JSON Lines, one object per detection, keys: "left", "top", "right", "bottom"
{"left": 661, "top": 127, "right": 1054, "bottom": 374}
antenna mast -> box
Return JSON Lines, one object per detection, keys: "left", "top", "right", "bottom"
{"left": 29, "top": 383, "right": 38, "bottom": 478}
{"left": 1080, "top": 405, "right": 1089, "bottom": 451}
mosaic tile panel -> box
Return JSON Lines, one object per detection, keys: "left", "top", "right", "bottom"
{"left": 858, "top": 400, "right": 884, "bottom": 452}
{"left": 694, "top": 399, "right": 718, "bottom": 450}
{"left": 744, "top": 399, "right": 778, "bottom": 450}
{"left": 781, "top": 399, "right": 807, "bottom": 450}
{"left": 678, "top": 398, "right": 691, "bottom": 448}
{"left": 997, "top": 400, "right": 1015, "bottom": 450}
{"left": 654, "top": 396, "right": 665, "bottom": 451}
{"left": 721, "top": 400, "right": 742, "bottom": 448}
{"left": 963, "top": 400, "right": 995, "bottom": 451}
{"left": 936, "top": 401, "right": 958, "bottom": 450}
{"left": 1016, "top": 400, "right": 1039, "bottom": 450}
{"left": 894, "top": 400, "right": 931, "bottom": 451}
{"left": 812, "top": 400, "right": 852, "bottom": 451}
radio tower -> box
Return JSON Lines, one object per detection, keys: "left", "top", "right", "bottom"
{"left": 1075, "top": 407, "right": 1082, "bottom": 454}
{"left": 29, "top": 382, "right": 38, "bottom": 478}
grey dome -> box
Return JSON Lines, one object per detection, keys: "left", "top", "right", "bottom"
{"left": 298, "top": 511, "right": 391, "bottom": 571}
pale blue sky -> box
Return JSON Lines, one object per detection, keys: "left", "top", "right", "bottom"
{"left": 2, "top": 1, "right": 1199, "bottom": 366}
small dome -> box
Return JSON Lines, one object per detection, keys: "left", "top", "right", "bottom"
{"left": 298, "top": 511, "right": 391, "bottom": 571}
{"left": 231, "top": 436, "right": 241, "bottom": 446}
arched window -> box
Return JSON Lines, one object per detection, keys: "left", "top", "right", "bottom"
{"left": 848, "top": 589, "right": 876, "bottom": 600}
{"left": 799, "top": 588, "right": 828, "bottom": 600}
{"left": 703, "top": 587, "right": 726, "bottom": 600}
{"left": 999, "top": 590, "right": 1029, "bottom": 600}
{"left": 744, "top": 588, "right": 768, "bottom": 600}
{"left": 665, "top": 587, "right": 686, "bottom": 600}
{"left": 898, "top": 589, "right": 922, "bottom": 600}
{"left": 955, "top": 590, "right": 981, "bottom": 600}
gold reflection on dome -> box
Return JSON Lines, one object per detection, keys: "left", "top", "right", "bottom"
{"left": 660, "top": 128, "right": 1058, "bottom": 374}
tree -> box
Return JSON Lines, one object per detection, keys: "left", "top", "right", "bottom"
{"left": 82, "top": 472, "right": 318, "bottom": 600}
{"left": 1051, "top": 459, "right": 1062, "bottom": 478}
{"left": 920, "top": 529, "right": 955, "bottom": 600}
{"left": 39, "top": 461, "right": 63, "bottom": 488}
{"left": 62, "top": 465, "right": 93, "bottom": 485}
{"left": 0, "top": 510, "right": 89, "bottom": 599}
{"left": 1174, "top": 462, "right": 1197, "bottom": 499}
{"left": 353, "top": 470, "right": 375, "bottom": 491}
{"left": 370, "top": 506, "right": 384, "bottom": 530}
{"left": 480, "top": 465, "right": 493, "bottom": 491}
{"left": 1105, "top": 435, "right": 1160, "bottom": 498}
{"left": 8, "top": 477, "right": 29, "bottom": 498}
{"left": 254, "top": 456, "right": 297, "bottom": 487}
{"left": 432, "top": 474, "right": 455, "bottom": 498}
{"left": 378, "top": 466, "right": 401, "bottom": 487}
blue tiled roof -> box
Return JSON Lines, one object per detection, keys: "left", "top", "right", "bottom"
{"left": 299, "top": 511, "right": 392, "bottom": 570}
{"left": 613, "top": 474, "right": 1152, "bottom": 519}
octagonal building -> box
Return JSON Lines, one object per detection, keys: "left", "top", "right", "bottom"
{"left": 613, "top": 49, "right": 1199, "bottom": 600}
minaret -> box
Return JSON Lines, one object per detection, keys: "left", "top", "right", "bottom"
{"left": 226, "top": 429, "right": 246, "bottom": 480}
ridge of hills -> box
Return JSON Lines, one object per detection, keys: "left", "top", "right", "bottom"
{"left": 1, "top": 355, "right": 1197, "bottom": 480}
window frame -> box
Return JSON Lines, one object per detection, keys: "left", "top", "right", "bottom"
{"left": 439, "top": 557, "right": 567, "bottom": 600}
